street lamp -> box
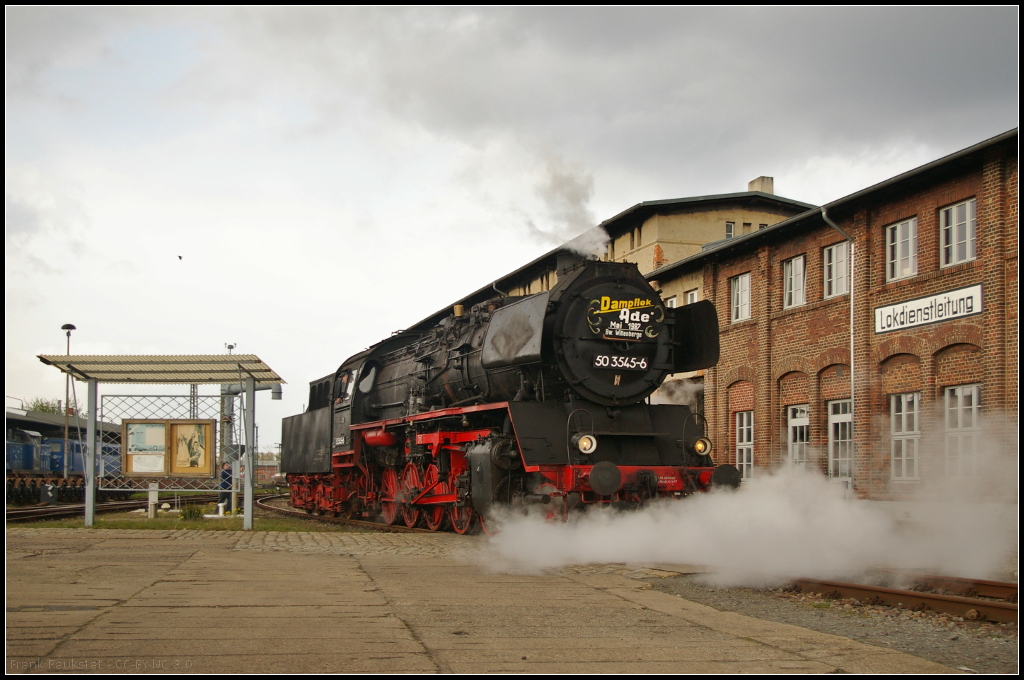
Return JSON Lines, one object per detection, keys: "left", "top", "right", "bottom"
{"left": 61, "top": 324, "right": 76, "bottom": 479}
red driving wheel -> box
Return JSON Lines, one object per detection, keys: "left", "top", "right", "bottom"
{"left": 380, "top": 468, "right": 399, "bottom": 525}
{"left": 399, "top": 464, "right": 422, "bottom": 528}
{"left": 421, "top": 465, "right": 448, "bottom": 532}
{"left": 449, "top": 505, "right": 475, "bottom": 534}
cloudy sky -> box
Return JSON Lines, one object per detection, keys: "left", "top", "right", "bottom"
{"left": 5, "top": 7, "right": 1017, "bottom": 447}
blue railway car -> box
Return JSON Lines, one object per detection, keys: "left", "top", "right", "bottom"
{"left": 6, "top": 431, "right": 128, "bottom": 506}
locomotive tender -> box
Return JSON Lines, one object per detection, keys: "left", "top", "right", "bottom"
{"left": 282, "top": 256, "right": 739, "bottom": 532}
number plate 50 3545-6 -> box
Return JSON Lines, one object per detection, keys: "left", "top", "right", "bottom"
{"left": 593, "top": 355, "right": 648, "bottom": 370}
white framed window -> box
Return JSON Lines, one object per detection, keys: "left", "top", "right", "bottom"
{"left": 735, "top": 411, "right": 753, "bottom": 479}
{"left": 941, "top": 198, "right": 977, "bottom": 267}
{"left": 783, "top": 255, "right": 805, "bottom": 308}
{"left": 684, "top": 289, "right": 698, "bottom": 305}
{"left": 726, "top": 222, "right": 735, "bottom": 239}
{"left": 823, "top": 242, "right": 849, "bottom": 298}
{"left": 664, "top": 296, "right": 677, "bottom": 308}
{"left": 827, "top": 399, "right": 852, "bottom": 479}
{"left": 787, "top": 405, "right": 809, "bottom": 466}
{"left": 886, "top": 218, "right": 918, "bottom": 281}
{"left": 730, "top": 273, "right": 750, "bottom": 322}
{"left": 890, "top": 393, "right": 920, "bottom": 480}
{"left": 945, "top": 384, "right": 980, "bottom": 476}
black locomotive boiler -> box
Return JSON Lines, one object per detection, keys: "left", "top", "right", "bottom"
{"left": 282, "top": 256, "right": 739, "bottom": 532}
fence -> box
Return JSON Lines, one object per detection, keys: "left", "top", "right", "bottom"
{"left": 97, "top": 394, "right": 246, "bottom": 491}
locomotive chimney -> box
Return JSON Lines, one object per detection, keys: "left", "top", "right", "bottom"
{"left": 556, "top": 251, "right": 582, "bottom": 276}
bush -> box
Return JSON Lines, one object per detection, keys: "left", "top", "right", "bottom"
{"left": 26, "top": 397, "right": 61, "bottom": 414}
{"left": 180, "top": 505, "right": 204, "bottom": 521}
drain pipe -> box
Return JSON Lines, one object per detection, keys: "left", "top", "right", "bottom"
{"left": 820, "top": 207, "right": 855, "bottom": 495}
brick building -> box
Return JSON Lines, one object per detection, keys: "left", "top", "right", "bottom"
{"left": 648, "top": 129, "right": 1017, "bottom": 499}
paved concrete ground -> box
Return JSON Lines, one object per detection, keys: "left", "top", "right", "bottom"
{"left": 6, "top": 528, "right": 958, "bottom": 674}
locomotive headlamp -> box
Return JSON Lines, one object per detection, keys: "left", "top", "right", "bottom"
{"left": 571, "top": 433, "right": 598, "bottom": 454}
{"left": 691, "top": 437, "right": 712, "bottom": 456}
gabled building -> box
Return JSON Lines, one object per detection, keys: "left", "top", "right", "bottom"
{"left": 597, "top": 181, "right": 814, "bottom": 285}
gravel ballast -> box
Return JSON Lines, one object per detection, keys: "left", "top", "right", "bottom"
{"left": 637, "top": 572, "right": 1017, "bottom": 674}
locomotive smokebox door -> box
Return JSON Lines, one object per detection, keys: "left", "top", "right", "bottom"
{"left": 549, "top": 262, "right": 672, "bottom": 406}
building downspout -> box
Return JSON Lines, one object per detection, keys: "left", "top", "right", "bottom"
{"left": 820, "top": 207, "right": 855, "bottom": 495}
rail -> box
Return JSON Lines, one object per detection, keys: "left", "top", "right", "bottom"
{"left": 792, "top": 575, "right": 1018, "bottom": 624}
{"left": 5, "top": 494, "right": 221, "bottom": 523}
{"left": 255, "top": 494, "right": 437, "bottom": 534}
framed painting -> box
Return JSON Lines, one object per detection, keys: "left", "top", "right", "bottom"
{"left": 169, "top": 420, "right": 216, "bottom": 477}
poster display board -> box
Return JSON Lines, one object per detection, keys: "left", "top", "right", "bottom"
{"left": 122, "top": 419, "right": 216, "bottom": 477}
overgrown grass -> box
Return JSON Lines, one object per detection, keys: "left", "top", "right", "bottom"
{"left": 16, "top": 506, "right": 367, "bottom": 533}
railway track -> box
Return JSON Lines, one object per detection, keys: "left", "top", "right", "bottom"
{"left": 792, "top": 574, "right": 1018, "bottom": 624}
{"left": 5, "top": 494, "right": 221, "bottom": 523}
{"left": 255, "top": 494, "right": 437, "bottom": 534}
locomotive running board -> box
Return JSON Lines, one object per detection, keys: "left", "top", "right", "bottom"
{"left": 350, "top": 402, "right": 511, "bottom": 431}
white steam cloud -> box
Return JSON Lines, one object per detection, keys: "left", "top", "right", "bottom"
{"left": 479, "top": 464, "right": 1017, "bottom": 586}
{"left": 525, "top": 155, "right": 609, "bottom": 258}
{"left": 650, "top": 378, "right": 704, "bottom": 409}
{"left": 562, "top": 225, "right": 610, "bottom": 258}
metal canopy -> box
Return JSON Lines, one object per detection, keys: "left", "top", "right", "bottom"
{"left": 37, "top": 354, "right": 285, "bottom": 385}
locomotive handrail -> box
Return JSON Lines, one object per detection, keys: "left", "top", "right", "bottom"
{"left": 586, "top": 431, "right": 663, "bottom": 437}
{"left": 682, "top": 411, "right": 709, "bottom": 438}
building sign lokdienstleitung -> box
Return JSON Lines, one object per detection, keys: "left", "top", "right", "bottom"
{"left": 874, "top": 284, "right": 982, "bottom": 334}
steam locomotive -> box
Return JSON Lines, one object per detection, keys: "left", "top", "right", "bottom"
{"left": 282, "top": 256, "right": 739, "bottom": 532}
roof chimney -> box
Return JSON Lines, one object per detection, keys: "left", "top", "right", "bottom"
{"left": 748, "top": 176, "right": 774, "bottom": 194}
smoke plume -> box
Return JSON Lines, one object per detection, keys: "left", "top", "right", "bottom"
{"left": 525, "top": 155, "right": 608, "bottom": 258}
{"left": 650, "top": 378, "right": 704, "bottom": 409}
{"left": 561, "top": 226, "right": 610, "bottom": 258}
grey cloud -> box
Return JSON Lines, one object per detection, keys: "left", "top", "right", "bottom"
{"left": 7, "top": 7, "right": 1017, "bottom": 201}
{"left": 4, "top": 172, "right": 89, "bottom": 251}
{"left": 526, "top": 155, "right": 597, "bottom": 245}
{"left": 5, "top": 191, "right": 43, "bottom": 243}
{"left": 4, "top": 189, "right": 59, "bottom": 275}
{"left": 6, "top": 7, "right": 128, "bottom": 99}
{"left": 188, "top": 7, "right": 1016, "bottom": 192}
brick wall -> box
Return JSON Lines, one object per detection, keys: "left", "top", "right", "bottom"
{"left": 696, "top": 134, "right": 1016, "bottom": 499}
{"left": 725, "top": 381, "right": 754, "bottom": 467}
{"left": 779, "top": 372, "right": 809, "bottom": 407}
{"left": 879, "top": 354, "right": 922, "bottom": 395}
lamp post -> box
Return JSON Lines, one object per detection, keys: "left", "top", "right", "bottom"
{"left": 61, "top": 324, "right": 76, "bottom": 479}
